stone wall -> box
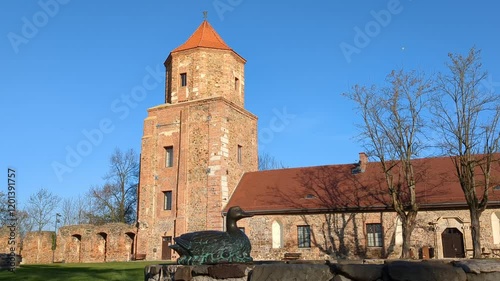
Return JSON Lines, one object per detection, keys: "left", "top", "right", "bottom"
{"left": 0, "top": 226, "right": 20, "bottom": 255}
{"left": 240, "top": 208, "right": 500, "bottom": 261}
{"left": 22, "top": 231, "right": 54, "bottom": 264}
{"left": 144, "top": 259, "right": 500, "bottom": 281}
{"left": 19, "top": 223, "right": 135, "bottom": 264}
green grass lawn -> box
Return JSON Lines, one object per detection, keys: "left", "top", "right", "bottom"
{"left": 0, "top": 261, "right": 174, "bottom": 281}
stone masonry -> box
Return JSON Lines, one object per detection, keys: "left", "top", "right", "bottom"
{"left": 19, "top": 223, "right": 135, "bottom": 264}
{"left": 239, "top": 208, "right": 500, "bottom": 261}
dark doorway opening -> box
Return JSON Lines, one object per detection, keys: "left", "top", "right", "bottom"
{"left": 161, "top": 236, "right": 172, "bottom": 260}
{"left": 441, "top": 228, "right": 465, "bottom": 258}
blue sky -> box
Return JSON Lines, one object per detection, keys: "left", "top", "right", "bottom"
{"left": 1, "top": 0, "right": 500, "bottom": 207}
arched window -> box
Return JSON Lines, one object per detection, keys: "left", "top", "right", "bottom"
{"left": 272, "top": 221, "right": 283, "bottom": 248}
{"left": 491, "top": 212, "right": 500, "bottom": 244}
{"left": 395, "top": 217, "right": 403, "bottom": 246}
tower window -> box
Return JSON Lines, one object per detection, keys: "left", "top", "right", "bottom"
{"left": 165, "top": 146, "right": 174, "bottom": 167}
{"left": 180, "top": 73, "right": 187, "bottom": 87}
{"left": 163, "top": 191, "right": 172, "bottom": 210}
{"left": 237, "top": 145, "right": 242, "bottom": 164}
{"left": 235, "top": 77, "right": 240, "bottom": 91}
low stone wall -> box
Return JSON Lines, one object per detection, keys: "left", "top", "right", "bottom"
{"left": 144, "top": 259, "right": 500, "bottom": 281}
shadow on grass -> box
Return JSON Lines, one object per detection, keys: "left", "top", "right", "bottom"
{"left": 0, "top": 261, "right": 174, "bottom": 281}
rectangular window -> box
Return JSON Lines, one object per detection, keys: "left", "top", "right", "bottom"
{"left": 366, "top": 223, "right": 383, "bottom": 247}
{"left": 235, "top": 77, "right": 240, "bottom": 91}
{"left": 237, "top": 145, "right": 242, "bottom": 164}
{"left": 297, "top": 225, "right": 311, "bottom": 248}
{"left": 180, "top": 73, "right": 187, "bottom": 87}
{"left": 163, "top": 191, "right": 172, "bottom": 210}
{"left": 165, "top": 146, "right": 174, "bottom": 167}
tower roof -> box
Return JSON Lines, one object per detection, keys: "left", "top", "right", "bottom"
{"left": 172, "top": 20, "right": 233, "bottom": 53}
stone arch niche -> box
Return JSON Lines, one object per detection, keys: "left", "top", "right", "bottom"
{"left": 69, "top": 234, "right": 82, "bottom": 263}
{"left": 125, "top": 232, "right": 135, "bottom": 261}
{"left": 96, "top": 232, "right": 108, "bottom": 262}
{"left": 433, "top": 217, "right": 470, "bottom": 259}
{"left": 272, "top": 220, "right": 283, "bottom": 249}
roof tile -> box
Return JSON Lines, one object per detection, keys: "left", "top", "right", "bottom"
{"left": 172, "top": 20, "right": 232, "bottom": 53}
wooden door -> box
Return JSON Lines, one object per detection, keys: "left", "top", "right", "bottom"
{"left": 161, "top": 236, "right": 172, "bottom": 260}
{"left": 441, "top": 228, "right": 465, "bottom": 258}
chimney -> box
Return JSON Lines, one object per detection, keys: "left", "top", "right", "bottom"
{"left": 359, "top": 152, "right": 368, "bottom": 172}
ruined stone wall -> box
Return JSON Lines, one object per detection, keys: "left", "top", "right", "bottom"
{"left": 0, "top": 226, "right": 20, "bottom": 255}
{"left": 22, "top": 231, "right": 54, "bottom": 264}
{"left": 243, "top": 207, "right": 500, "bottom": 261}
{"left": 20, "top": 223, "right": 135, "bottom": 264}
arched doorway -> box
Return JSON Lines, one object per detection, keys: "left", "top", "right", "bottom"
{"left": 97, "top": 232, "right": 108, "bottom": 262}
{"left": 71, "top": 234, "right": 82, "bottom": 263}
{"left": 441, "top": 228, "right": 465, "bottom": 258}
{"left": 125, "top": 232, "right": 135, "bottom": 261}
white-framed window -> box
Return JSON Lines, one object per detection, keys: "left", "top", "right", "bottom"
{"left": 297, "top": 225, "right": 311, "bottom": 248}
{"left": 366, "top": 223, "right": 383, "bottom": 247}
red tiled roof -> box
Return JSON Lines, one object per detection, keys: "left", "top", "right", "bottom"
{"left": 172, "top": 20, "right": 232, "bottom": 53}
{"left": 225, "top": 155, "right": 500, "bottom": 214}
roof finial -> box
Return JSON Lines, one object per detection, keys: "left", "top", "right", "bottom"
{"left": 203, "top": 11, "right": 208, "bottom": 20}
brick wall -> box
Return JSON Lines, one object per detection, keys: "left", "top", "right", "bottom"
{"left": 20, "top": 223, "right": 135, "bottom": 264}
{"left": 137, "top": 45, "right": 257, "bottom": 261}
{"left": 240, "top": 208, "right": 500, "bottom": 261}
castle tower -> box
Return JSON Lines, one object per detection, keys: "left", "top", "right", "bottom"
{"left": 136, "top": 20, "right": 258, "bottom": 260}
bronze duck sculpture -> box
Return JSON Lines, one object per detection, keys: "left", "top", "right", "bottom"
{"left": 169, "top": 206, "right": 253, "bottom": 265}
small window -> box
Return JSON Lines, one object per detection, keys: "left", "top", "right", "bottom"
{"left": 237, "top": 145, "right": 242, "bottom": 164}
{"left": 297, "top": 225, "right": 311, "bottom": 248}
{"left": 163, "top": 191, "right": 172, "bottom": 210}
{"left": 165, "top": 146, "right": 174, "bottom": 167}
{"left": 180, "top": 73, "right": 187, "bottom": 87}
{"left": 366, "top": 223, "right": 383, "bottom": 247}
{"left": 235, "top": 77, "right": 240, "bottom": 91}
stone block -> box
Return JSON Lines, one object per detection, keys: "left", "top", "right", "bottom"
{"left": 249, "top": 264, "right": 334, "bottom": 281}
{"left": 452, "top": 260, "right": 500, "bottom": 274}
{"left": 386, "top": 261, "right": 466, "bottom": 281}
{"left": 333, "top": 264, "right": 383, "bottom": 281}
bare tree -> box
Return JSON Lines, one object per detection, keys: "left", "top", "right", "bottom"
{"left": 89, "top": 148, "right": 139, "bottom": 224}
{"left": 431, "top": 47, "right": 500, "bottom": 258}
{"left": 258, "top": 153, "right": 286, "bottom": 170}
{"left": 25, "top": 188, "right": 61, "bottom": 232}
{"left": 60, "top": 195, "right": 90, "bottom": 226}
{"left": 344, "top": 69, "right": 433, "bottom": 258}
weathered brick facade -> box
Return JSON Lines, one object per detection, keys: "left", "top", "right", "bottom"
{"left": 19, "top": 223, "right": 135, "bottom": 264}
{"left": 238, "top": 208, "right": 500, "bottom": 260}
{"left": 136, "top": 20, "right": 258, "bottom": 260}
